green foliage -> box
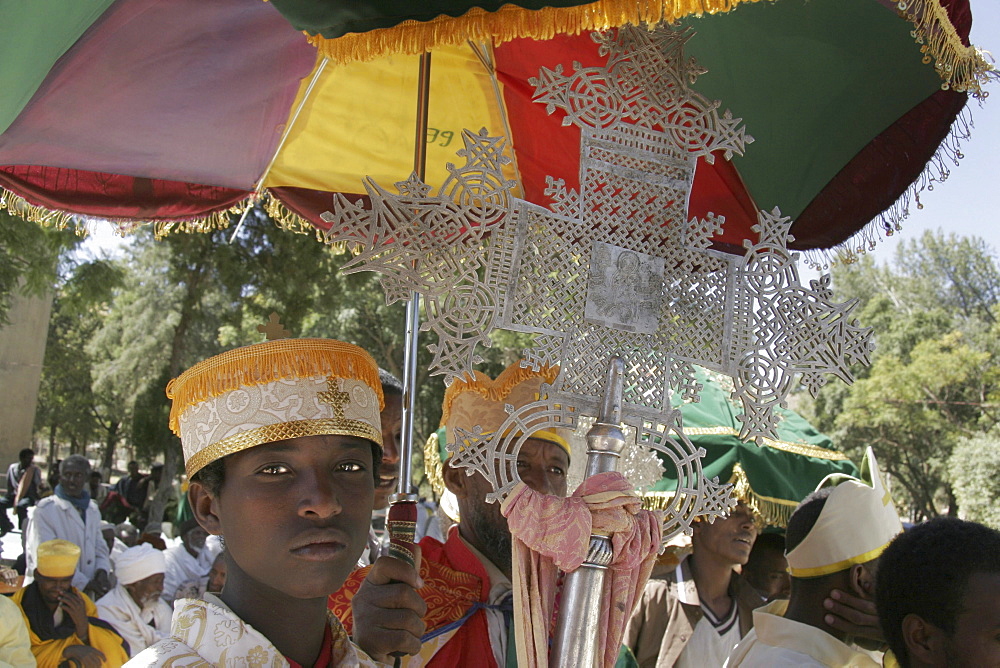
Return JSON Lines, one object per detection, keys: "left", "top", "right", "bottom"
{"left": 0, "top": 209, "right": 79, "bottom": 325}
{"left": 807, "top": 230, "right": 1000, "bottom": 520}
{"left": 948, "top": 429, "right": 1000, "bottom": 530}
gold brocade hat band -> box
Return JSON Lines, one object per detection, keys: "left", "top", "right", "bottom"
{"left": 167, "top": 338, "right": 384, "bottom": 478}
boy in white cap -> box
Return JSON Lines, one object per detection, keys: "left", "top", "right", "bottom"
{"left": 96, "top": 543, "right": 172, "bottom": 656}
{"left": 127, "top": 338, "right": 385, "bottom": 667}
{"left": 725, "top": 447, "right": 902, "bottom": 667}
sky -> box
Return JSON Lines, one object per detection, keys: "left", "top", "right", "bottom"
{"left": 83, "top": 3, "right": 1000, "bottom": 273}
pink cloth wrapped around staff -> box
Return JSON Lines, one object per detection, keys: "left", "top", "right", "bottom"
{"left": 500, "top": 471, "right": 664, "bottom": 667}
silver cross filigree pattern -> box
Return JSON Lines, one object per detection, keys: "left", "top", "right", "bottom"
{"left": 320, "top": 24, "right": 873, "bottom": 540}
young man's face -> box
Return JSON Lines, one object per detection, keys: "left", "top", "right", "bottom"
{"left": 743, "top": 544, "right": 790, "bottom": 601}
{"left": 207, "top": 556, "right": 227, "bottom": 593}
{"left": 938, "top": 572, "right": 1000, "bottom": 667}
{"left": 203, "top": 434, "right": 375, "bottom": 599}
{"left": 373, "top": 395, "right": 403, "bottom": 511}
{"left": 693, "top": 502, "right": 758, "bottom": 566}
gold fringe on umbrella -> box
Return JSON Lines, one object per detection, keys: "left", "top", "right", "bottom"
{"left": 1, "top": 188, "right": 90, "bottom": 236}
{"left": 640, "top": 463, "right": 799, "bottom": 528}
{"left": 898, "top": 0, "right": 996, "bottom": 98}
{"left": 300, "top": 0, "right": 995, "bottom": 97}
{"left": 304, "top": 0, "right": 768, "bottom": 64}
{"left": 0, "top": 186, "right": 357, "bottom": 253}
{"left": 0, "top": 186, "right": 254, "bottom": 240}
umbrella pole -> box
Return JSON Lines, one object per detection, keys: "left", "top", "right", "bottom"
{"left": 386, "top": 51, "right": 431, "bottom": 567}
{"left": 550, "top": 356, "right": 627, "bottom": 668}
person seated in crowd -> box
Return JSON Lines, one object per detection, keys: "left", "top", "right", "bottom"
{"left": 88, "top": 472, "right": 109, "bottom": 510}
{"left": 24, "top": 455, "right": 112, "bottom": 600}
{"left": 101, "top": 461, "right": 143, "bottom": 526}
{"left": 742, "top": 532, "right": 791, "bottom": 603}
{"left": 625, "top": 501, "right": 762, "bottom": 667}
{"left": 129, "top": 337, "right": 384, "bottom": 666}
{"left": 12, "top": 539, "right": 129, "bottom": 667}
{"left": 332, "top": 362, "right": 574, "bottom": 667}
{"left": 726, "top": 447, "right": 902, "bottom": 667}
{"left": 161, "top": 518, "right": 209, "bottom": 605}
{"left": 0, "top": 592, "right": 34, "bottom": 668}
{"left": 116, "top": 523, "right": 138, "bottom": 549}
{"left": 96, "top": 543, "right": 172, "bottom": 657}
{"left": 1, "top": 447, "right": 41, "bottom": 536}
{"left": 875, "top": 516, "right": 1000, "bottom": 668}
{"left": 205, "top": 552, "right": 226, "bottom": 595}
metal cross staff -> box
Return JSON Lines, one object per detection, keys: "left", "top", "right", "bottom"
{"left": 322, "top": 23, "right": 873, "bottom": 666}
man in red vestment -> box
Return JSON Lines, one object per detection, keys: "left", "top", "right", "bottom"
{"left": 330, "top": 363, "right": 571, "bottom": 667}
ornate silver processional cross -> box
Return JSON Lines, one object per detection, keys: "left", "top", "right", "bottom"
{"left": 321, "top": 24, "right": 873, "bottom": 540}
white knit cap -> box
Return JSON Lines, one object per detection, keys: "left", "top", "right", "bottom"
{"left": 116, "top": 544, "right": 166, "bottom": 585}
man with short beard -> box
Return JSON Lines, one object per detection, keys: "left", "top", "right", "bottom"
{"left": 25, "top": 455, "right": 112, "bottom": 600}
{"left": 97, "top": 543, "right": 173, "bottom": 656}
{"left": 330, "top": 362, "right": 571, "bottom": 667}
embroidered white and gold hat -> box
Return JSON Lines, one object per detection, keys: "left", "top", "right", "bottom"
{"left": 786, "top": 447, "right": 902, "bottom": 578}
{"left": 167, "top": 338, "right": 384, "bottom": 477}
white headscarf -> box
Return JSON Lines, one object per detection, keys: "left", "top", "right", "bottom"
{"left": 116, "top": 544, "right": 166, "bottom": 585}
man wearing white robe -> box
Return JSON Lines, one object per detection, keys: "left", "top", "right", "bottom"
{"left": 97, "top": 544, "right": 172, "bottom": 657}
{"left": 161, "top": 519, "right": 208, "bottom": 605}
{"left": 24, "top": 456, "right": 111, "bottom": 597}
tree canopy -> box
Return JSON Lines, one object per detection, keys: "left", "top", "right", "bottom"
{"left": 807, "top": 230, "right": 1000, "bottom": 523}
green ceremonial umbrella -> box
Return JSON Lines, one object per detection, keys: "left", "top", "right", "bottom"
{"left": 644, "top": 367, "right": 859, "bottom": 528}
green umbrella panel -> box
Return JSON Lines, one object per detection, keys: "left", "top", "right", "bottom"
{"left": 643, "top": 368, "right": 858, "bottom": 528}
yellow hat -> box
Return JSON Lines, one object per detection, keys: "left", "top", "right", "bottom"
{"left": 167, "top": 338, "right": 384, "bottom": 477}
{"left": 441, "top": 362, "right": 569, "bottom": 454}
{"left": 425, "top": 362, "right": 570, "bottom": 497}
{"left": 36, "top": 540, "right": 81, "bottom": 578}
{"left": 786, "top": 447, "right": 903, "bottom": 578}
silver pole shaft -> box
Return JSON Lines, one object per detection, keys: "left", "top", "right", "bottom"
{"left": 550, "top": 357, "right": 627, "bottom": 668}
{"left": 395, "top": 294, "right": 420, "bottom": 500}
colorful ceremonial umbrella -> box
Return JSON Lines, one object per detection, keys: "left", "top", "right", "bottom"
{"left": 644, "top": 366, "right": 859, "bottom": 528}
{"left": 0, "top": 0, "right": 991, "bottom": 262}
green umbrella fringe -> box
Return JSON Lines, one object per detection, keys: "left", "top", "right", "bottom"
{"left": 801, "top": 102, "right": 978, "bottom": 271}
{"left": 301, "top": 0, "right": 996, "bottom": 94}
{"left": 641, "top": 463, "right": 798, "bottom": 528}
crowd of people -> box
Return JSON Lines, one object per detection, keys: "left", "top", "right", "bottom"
{"left": 1, "top": 336, "right": 998, "bottom": 667}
